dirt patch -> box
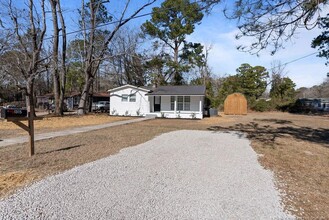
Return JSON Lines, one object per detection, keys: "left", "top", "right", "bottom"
{"left": 0, "top": 170, "right": 37, "bottom": 198}
{"left": 0, "top": 112, "right": 328, "bottom": 218}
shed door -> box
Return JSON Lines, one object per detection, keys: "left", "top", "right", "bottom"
{"left": 154, "top": 96, "right": 161, "bottom": 112}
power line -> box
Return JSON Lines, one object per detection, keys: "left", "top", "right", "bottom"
{"left": 281, "top": 52, "right": 318, "bottom": 67}
{"left": 268, "top": 51, "right": 320, "bottom": 75}
{"left": 265, "top": 51, "right": 325, "bottom": 88}
{"left": 2, "top": 0, "right": 324, "bottom": 71}
{"left": 9, "top": 0, "right": 206, "bottom": 42}
{"left": 43, "top": 9, "right": 156, "bottom": 41}
{"left": 45, "top": 2, "right": 205, "bottom": 41}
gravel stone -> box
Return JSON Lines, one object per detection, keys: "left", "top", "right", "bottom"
{"left": 0, "top": 130, "right": 294, "bottom": 219}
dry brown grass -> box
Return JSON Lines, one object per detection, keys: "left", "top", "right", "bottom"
{"left": 0, "top": 114, "right": 131, "bottom": 139}
{"left": 0, "top": 112, "right": 328, "bottom": 218}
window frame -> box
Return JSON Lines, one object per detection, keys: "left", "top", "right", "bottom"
{"left": 129, "top": 94, "right": 136, "bottom": 102}
{"left": 177, "top": 96, "right": 184, "bottom": 111}
{"left": 184, "top": 96, "right": 190, "bottom": 111}
{"left": 170, "top": 95, "right": 192, "bottom": 111}
{"left": 170, "top": 96, "right": 175, "bottom": 111}
{"left": 121, "top": 94, "right": 128, "bottom": 102}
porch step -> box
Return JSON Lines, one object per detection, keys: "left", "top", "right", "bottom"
{"left": 145, "top": 114, "right": 157, "bottom": 119}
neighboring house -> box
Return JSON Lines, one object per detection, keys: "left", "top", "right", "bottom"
{"left": 37, "top": 92, "right": 110, "bottom": 111}
{"left": 298, "top": 98, "right": 329, "bottom": 112}
{"left": 66, "top": 92, "right": 81, "bottom": 110}
{"left": 36, "top": 93, "right": 54, "bottom": 109}
{"left": 66, "top": 92, "right": 110, "bottom": 110}
{"left": 313, "top": 98, "right": 329, "bottom": 111}
{"left": 109, "top": 84, "right": 206, "bottom": 119}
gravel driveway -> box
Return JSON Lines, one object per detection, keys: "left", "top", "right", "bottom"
{"left": 0, "top": 130, "right": 294, "bottom": 219}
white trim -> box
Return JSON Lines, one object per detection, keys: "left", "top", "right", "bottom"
{"left": 150, "top": 111, "right": 203, "bottom": 119}
{"left": 108, "top": 84, "right": 150, "bottom": 93}
{"left": 174, "top": 97, "right": 177, "bottom": 114}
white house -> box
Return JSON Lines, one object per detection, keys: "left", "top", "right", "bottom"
{"left": 108, "top": 84, "right": 206, "bottom": 119}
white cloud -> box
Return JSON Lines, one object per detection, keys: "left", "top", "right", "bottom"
{"left": 188, "top": 14, "right": 329, "bottom": 88}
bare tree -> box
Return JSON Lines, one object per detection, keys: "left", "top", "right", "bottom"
{"left": 3, "top": 0, "right": 47, "bottom": 118}
{"left": 50, "top": 0, "right": 61, "bottom": 114}
{"left": 223, "top": 0, "right": 326, "bottom": 55}
{"left": 77, "top": 0, "right": 157, "bottom": 114}
{"left": 196, "top": 1, "right": 328, "bottom": 55}
{"left": 108, "top": 27, "right": 145, "bottom": 86}
{"left": 50, "top": 0, "right": 67, "bottom": 115}
{"left": 0, "top": 0, "right": 48, "bottom": 156}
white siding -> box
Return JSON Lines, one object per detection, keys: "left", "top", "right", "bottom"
{"left": 190, "top": 96, "right": 201, "bottom": 111}
{"left": 110, "top": 87, "right": 150, "bottom": 116}
{"left": 109, "top": 85, "right": 204, "bottom": 119}
{"left": 161, "top": 96, "right": 171, "bottom": 111}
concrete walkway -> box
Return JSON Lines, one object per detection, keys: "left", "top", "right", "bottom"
{"left": 0, "top": 117, "right": 154, "bottom": 148}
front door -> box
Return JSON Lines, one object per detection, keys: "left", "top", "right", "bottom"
{"left": 154, "top": 96, "right": 161, "bottom": 112}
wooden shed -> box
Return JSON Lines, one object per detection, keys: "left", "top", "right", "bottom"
{"left": 224, "top": 93, "right": 247, "bottom": 115}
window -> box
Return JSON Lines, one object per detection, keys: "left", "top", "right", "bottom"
{"left": 170, "top": 96, "right": 175, "bottom": 110}
{"left": 184, "top": 96, "right": 190, "bottom": 111}
{"left": 177, "top": 96, "right": 183, "bottom": 111}
{"left": 170, "top": 96, "right": 191, "bottom": 111}
{"left": 129, "top": 94, "right": 136, "bottom": 102}
{"left": 121, "top": 94, "right": 128, "bottom": 102}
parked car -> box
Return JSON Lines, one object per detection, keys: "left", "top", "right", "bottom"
{"left": 93, "top": 101, "right": 110, "bottom": 112}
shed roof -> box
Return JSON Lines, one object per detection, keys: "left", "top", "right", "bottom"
{"left": 146, "top": 85, "right": 206, "bottom": 96}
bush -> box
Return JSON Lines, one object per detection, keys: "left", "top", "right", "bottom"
{"left": 251, "top": 99, "right": 271, "bottom": 112}
{"left": 286, "top": 100, "right": 313, "bottom": 113}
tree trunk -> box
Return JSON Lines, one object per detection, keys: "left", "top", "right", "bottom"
{"left": 50, "top": 0, "right": 61, "bottom": 115}
{"left": 173, "top": 41, "right": 182, "bottom": 85}
{"left": 77, "top": 75, "right": 93, "bottom": 114}
{"left": 58, "top": 0, "right": 67, "bottom": 114}
{"left": 26, "top": 78, "right": 36, "bottom": 118}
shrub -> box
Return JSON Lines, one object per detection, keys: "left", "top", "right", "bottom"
{"left": 286, "top": 100, "right": 313, "bottom": 113}
{"left": 251, "top": 99, "right": 271, "bottom": 112}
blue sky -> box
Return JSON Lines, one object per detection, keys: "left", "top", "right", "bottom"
{"left": 9, "top": 0, "right": 328, "bottom": 88}
{"left": 61, "top": 0, "right": 328, "bottom": 88}
{"left": 187, "top": 5, "right": 329, "bottom": 89}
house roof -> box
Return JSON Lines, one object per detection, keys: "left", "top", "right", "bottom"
{"left": 108, "top": 85, "right": 150, "bottom": 93}
{"left": 299, "top": 98, "right": 329, "bottom": 102}
{"left": 146, "top": 85, "right": 206, "bottom": 96}
{"left": 93, "top": 92, "right": 109, "bottom": 97}
{"left": 36, "top": 93, "right": 54, "bottom": 98}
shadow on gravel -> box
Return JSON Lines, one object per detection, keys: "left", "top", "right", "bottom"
{"left": 39, "top": 144, "right": 83, "bottom": 154}
{"left": 208, "top": 122, "right": 329, "bottom": 148}
{"left": 253, "top": 118, "right": 293, "bottom": 125}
